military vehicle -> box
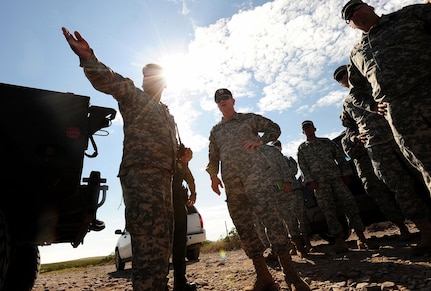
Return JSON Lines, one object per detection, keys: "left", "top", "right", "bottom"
{"left": 0, "top": 83, "right": 116, "bottom": 290}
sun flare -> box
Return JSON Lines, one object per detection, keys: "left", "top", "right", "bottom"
{"left": 159, "top": 53, "right": 201, "bottom": 92}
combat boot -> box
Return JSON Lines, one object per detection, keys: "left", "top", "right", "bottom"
{"left": 333, "top": 234, "right": 349, "bottom": 253}
{"left": 356, "top": 231, "right": 379, "bottom": 250}
{"left": 243, "top": 256, "right": 279, "bottom": 291}
{"left": 411, "top": 217, "right": 431, "bottom": 255}
{"left": 291, "top": 237, "right": 307, "bottom": 258}
{"left": 278, "top": 251, "right": 311, "bottom": 291}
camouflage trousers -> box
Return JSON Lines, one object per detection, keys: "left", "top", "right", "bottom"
{"left": 367, "top": 140, "right": 429, "bottom": 219}
{"left": 224, "top": 173, "right": 290, "bottom": 258}
{"left": 277, "top": 188, "right": 311, "bottom": 238}
{"left": 120, "top": 166, "right": 174, "bottom": 291}
{"left": 314, "top": 178, "right": 365, "bottom": 236}
{"left": 385, "top": 86, "right": 431, "bottom": 196}
{"left": 353, "top": 148, "right": 406, "bottom": 225}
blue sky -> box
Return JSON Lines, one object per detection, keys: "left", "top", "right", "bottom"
{"left": 1, "top": 0, "right": 417, "bottom": 264}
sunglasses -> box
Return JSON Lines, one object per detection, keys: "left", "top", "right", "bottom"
{"left": 345, "top": 4, "right": 365, "bottom": 23}
{"left": 215, "top": 95, "right": 232, "bottom": 103}
{"left": 335, "top": 71, "right": 347, "bottom": 82}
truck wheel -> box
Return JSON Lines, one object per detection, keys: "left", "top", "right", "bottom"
{"left": 115, "top": 249, "right": 125, "bottom": 271}
{"left": 0, "top": 210, "right": 10, "bottom": 290}
{"left": 2, "top": 244, "right": 40, "bottom": 291}
{"left": 186, "top": 244, "right": 201, "bottom": 261}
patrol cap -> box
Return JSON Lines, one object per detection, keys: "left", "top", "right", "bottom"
{"left": 333, "top": 65, "right": 348, "bottom": 81}
{"left": 272, "top": 140, "right": 282, "bottom": 147}
{"left": 341, "top": 0, "right": 365, "bottom": 21}
{"left": 302, "top": 120, "right": 314, "bottom": 129}
{"left": 214, "top": 88, "right": 233, "bottom": 102}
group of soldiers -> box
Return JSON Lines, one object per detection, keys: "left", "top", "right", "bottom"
{"left": 60, "top": 0, "right": 431, "bottom": 290}
{"left": 207, "top": 1, "right": 431, "bottom": 291}
{"left": 332, "top": 0, "right": 431, "bottom": 257}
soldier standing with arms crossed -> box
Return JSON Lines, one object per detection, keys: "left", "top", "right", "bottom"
{"left": 62, "top": 28, "right": 177, "bottom": 291}
{"left": 206, "top": 88, "right": 310, "bottom": 291}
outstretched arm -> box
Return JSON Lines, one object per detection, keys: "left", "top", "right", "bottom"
{"left": 61, "top": 27, "right": 92, "bottom": 61}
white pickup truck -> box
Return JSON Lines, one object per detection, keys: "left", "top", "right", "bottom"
{"left": 114, "top": 205, "right": 206, "bottom": 271}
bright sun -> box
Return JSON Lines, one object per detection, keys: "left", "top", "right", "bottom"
{"left": 159, "top": 53, "right": 200, "bottom": 92}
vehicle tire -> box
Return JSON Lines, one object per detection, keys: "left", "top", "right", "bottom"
{"left": 115, "top": 249, "right": 125, "bottom": 271}
{"left": 2, "top": 243, "right": 40, "bottom": 291}
{"left": 0, "top": 210, "right": 10, "bottom": 290}
{"left": 186, "top": 245, "right": 200, "bottom": 261}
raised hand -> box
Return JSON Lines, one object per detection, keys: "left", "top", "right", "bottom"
{"left": 61, "top": 27, "right": 92, "bottom": 61}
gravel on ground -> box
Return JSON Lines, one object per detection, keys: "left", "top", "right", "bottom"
{"left": 33, "top": 221, "right": 431, "bottom": 291}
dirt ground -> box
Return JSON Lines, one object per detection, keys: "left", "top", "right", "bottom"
{"left": 33, "top": 221, "right": 431, "bottom": 291}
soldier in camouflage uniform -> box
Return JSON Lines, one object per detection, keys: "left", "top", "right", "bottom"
{"left": 253, "top": 144, "right": 290, "bottom": 254}
{"left": 297, "top": 120, "right": 377, "bottom": 253}
{"left": 270, "top": 140, "right": 314, "bottom": 257}
{"left": 341, "top": 0, "right": 431, "bottom": 253}
{"left": 172, "top": 145, "right": 197, "bottom": 291}
{"left": 334, "top": 65, "right": 413, "bottom": 242}
{"left": 206, "top": 88, "right": 310, "bottom": 291}
{"left": 62, "top": 28, "right": 177, "bottom": 291}
{"left": 257, "top": 144, "right": 299, "bottom": 257}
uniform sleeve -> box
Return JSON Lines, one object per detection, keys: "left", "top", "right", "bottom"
{"left": 255, "top": 114, "right": 281, "bottom": 144}
{"left": 274, "top": 150, "right": 291, "bottom": 183}
{"left": 183, "top": 165, "right": 196, "bottom": 193}
{"left": 331, "top": 141, "right": 353, "bottom": 176}
{"left": 347, "top": 56, "right": 377, "bottom": 112}
{"left": 297, "top": 146, "right": 312, "bottom": 184}
{"left": 206, "top": 129, "right": 220, "bottom": 177}
{"left": 282, "top": 156, "right": 297, "bottom": 183}
{"left": 341, "top": 129, "right": 363, "bottom": 160}
{"left": 340, "top": 99, "right": 358, "bottom": 130}
{"left": 340, "top": 103, "right": 362, "bottom": 159}
{"left": 82, "top": 52, "right": 140, "bottom": 104}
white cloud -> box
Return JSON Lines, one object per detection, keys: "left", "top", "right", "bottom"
{"left": 316, "top": 90, "right": 345, "bottom": 107}
{"left": 180, "top": 0, "right": 417, "bottom": 122}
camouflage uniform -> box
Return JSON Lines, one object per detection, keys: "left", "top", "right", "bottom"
{"left": 81, "top": 54, "right": 177, "bottom": 291}
{"left": 260, "top": 144, "right": 310, "bottom": 239}
{"left": 172, "top": 158, "right": 195, "bottom": 289}
{"left": 297, "top": 137, "right": 364, "bottom": 236}
{"left": 206, "top": 112, "right": 290, "bottom": 257}
{"left": 348, "top": 4, "right": 431, "bottom": 195}
{"left": 341, "top": 95, "right": 428, "bottom": 220}
{"left": 282, "top": 156, "right": 311, "bottom": 238}
{"left": 257, "top": 145, "right": 292, "bottom": 243}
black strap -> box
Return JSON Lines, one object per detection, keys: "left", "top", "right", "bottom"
{"left": 85, "top": 135, "right": 98, "bottom": 158}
